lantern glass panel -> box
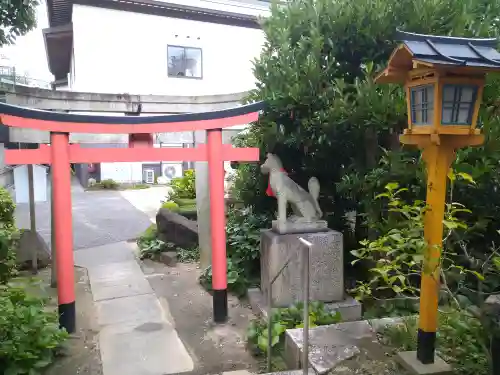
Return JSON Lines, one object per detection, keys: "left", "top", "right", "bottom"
{"left": 410, "top": 85, "right": 434, "bottom": 125}
{"left": 441, "top": 84, "right": 477, "bottom": 125}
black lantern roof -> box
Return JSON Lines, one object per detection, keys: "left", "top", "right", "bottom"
{"left": 397, "top": 30, "right": 500, "bottom": 68}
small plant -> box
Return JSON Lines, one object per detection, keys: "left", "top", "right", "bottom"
{"left": 168, "top": 169, "right": 195, "bottom": 200}
{"left": 0, "top": 285, "right": 69, "bottom": 374}
{"left": 247, "top": 301, "right": 342, "bottom": 354}
{"left": 161, "top": 201, "right": 180, "bottom": 212}
{"left": 137, "top": 224, "right": 158, "bottom": 248}
{"left": 199, "top": 258, "right": 247, "bottom": 296}
{"left": 98, "top": 179, "right": 119, "bottom": 190}
{"left": 139, "top": 238, "right": 172, "bottom": 260}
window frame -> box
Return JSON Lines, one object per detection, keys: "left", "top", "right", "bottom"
{"left": 441, "top": 84, "right": 478, "bottom": 126}
{"left": 167, "top": 45, "right": 203, "bottom": 80}
{"left": 410, "top": 84, "right": 434, "bottom": 126}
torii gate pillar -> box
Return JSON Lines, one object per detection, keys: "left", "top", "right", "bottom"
{"left": 207, "top": 129, "right": 227, "bottom": 320}
{"left": 51, "top": 132, "right": 76, "bottom": 331}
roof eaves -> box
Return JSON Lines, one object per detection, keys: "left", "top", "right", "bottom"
{"left": 398, "top": 30, "right": 500, "bottom": 70}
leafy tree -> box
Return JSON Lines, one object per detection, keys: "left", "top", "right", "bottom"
{"left": 235, "top": 0, "right": 500, "bottom": 290}
{"left": 0, "top": 0, "right": 39, "bottom": 46}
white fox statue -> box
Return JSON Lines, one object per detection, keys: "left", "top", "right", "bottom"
{"left": 260, "top": 153, "right": 322, "bottom": 223}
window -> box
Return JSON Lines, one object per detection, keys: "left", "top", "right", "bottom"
{"left": 441, "top": 84, "right": 477, "bottom": 125}
{"left": 167, "top": 46, "right": 202, "bottom": 78}
{"left": 410, "top": 85, "right": 434, "bottom": 125}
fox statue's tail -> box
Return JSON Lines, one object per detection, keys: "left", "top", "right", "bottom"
{"left": 308, "top": 177, "right": 322, "bottom": 218}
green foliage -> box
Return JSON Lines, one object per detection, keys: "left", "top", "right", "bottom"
{"left": 138, "top": 238, "right": 168, "bottom": 260}
{"left": 137, "top": 224, "right": 165, "bottom": 259}
{"left": 172, "top": 198, "right": 196, "bottom": 206}
{"left": 0, "top": 188, "right": 17, "bottom": 284}
{"left": 169, "top": 169, "right": 195, "bottom": 200}
{"left": 137, "top": 224, "right": 157, "bottom": 248}
{"left": 176, "top": 245, "right": 200, "bottom": 263}
{"left": 247, "top": 302, "right": 342, "bottom": 354}
{"left": 363, "top": 297, "right": 419, "bottom": 319}
{"left": 349, "top": 181, "right": 495, "bottom": 303}
{"left": 0, "top": 0, "right": 38, "bottom": 46}
{"left": 381, "top": 310, "right": 490, "bottom": 375}
{"left": 350, "top": 183, "right": 427, "bottom": 300}
{"left": 0, "top": 284, "right": 68, "bottom": 374}
{"left": 97, "top": 179, "right": 119, "bottom": 190}
{"left": 136, "top": 224, "right": 199, "bottom": 261}
{"left": 233, "top": 0, "right": 500, "bottom": 300}
{"left": 226, "top": 208, "right": 271, "bottom": 280}
{"left": 161, "top": 201, "right": 180, "bottom": 212}
{"left": 199, "top": 258, "right": 246, "bottom": 296}
{"left": 198, "top": 208, "right": 271, "bottom": 295}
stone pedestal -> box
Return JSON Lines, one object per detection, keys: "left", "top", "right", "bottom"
{"left": 260, "top": 229, "right": 344, "bottom": 307}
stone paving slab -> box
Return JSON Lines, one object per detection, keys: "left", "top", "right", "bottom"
{"left": 97, "top": 294, "right": 163, "bottom": 326}
{"left": 75, "top": 241, "right": 194, "bottom": 375}
{"left": 87, "top": 260, "right": 153, "bottom": 301}
{"left": 100, "top": 321, "right": 193, "bottom": 375}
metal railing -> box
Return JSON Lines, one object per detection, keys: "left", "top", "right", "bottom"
{"left": 267, "top": 236, "right": 312, "bottom": 375}
{"left": 0, "top": 66, "right": 51, "bottom": 90}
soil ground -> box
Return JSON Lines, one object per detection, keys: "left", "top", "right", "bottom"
{"left": 16, "top": 267, "right": 103, "bottom": 375}
{"left": 140, "top": 259, "right": 260, "bottom": 375}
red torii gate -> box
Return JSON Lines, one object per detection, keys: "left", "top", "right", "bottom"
{"left": 0, "top": 101, "right": 264, "bottom": 333}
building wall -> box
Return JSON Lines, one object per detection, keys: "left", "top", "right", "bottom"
{"left": 70, "top": 4, "right": 268, "bottom": 95}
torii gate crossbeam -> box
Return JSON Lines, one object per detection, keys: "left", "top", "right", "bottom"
{"left": 0, "top": 101, "right": 265, "bottom": 332}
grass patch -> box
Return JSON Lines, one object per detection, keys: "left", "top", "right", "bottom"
{"left": 127, "top": 183, "right": 150, "bottom": 190}
{"left": 87, "top": 180, "right": 151, "bottom": 191}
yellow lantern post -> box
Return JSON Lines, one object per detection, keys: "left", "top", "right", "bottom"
{"left": 376, "top": 30, "right": 500, "bottom": 374}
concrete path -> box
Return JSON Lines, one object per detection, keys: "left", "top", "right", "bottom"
{"left": 75, "top": 241, "right": 194, "bottom": 375}
{"left": 119, "top": 186, "right": 169, "bottom": 223}
{"left": 14, "top": 179, "right": 153, "bottom": 250}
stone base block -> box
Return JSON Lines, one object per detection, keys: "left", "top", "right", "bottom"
{"left": 397, "top": 351, "right": 453, "bottom": 375}
{"left": 248, "top": 288, "right": 361, "bottom": 322}
{"left": 272, "top": 219, "right": 328, "bottom": 234}
{"left": 16, "top": 229, "right": 51, "bottom": 270}
{"left": 284, "top": 321, "right": 374, "bottom": 373}
{"left": 260, "top": 229, "right": 343, "bottom": 307}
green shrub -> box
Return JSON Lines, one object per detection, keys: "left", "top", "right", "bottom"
{"left": 226, "top": 208, "right": 271, "bottom": 281}
{"left": 161, "top": 201, "right": 180, "bottom": 212}
{"left": 98, "top": 179, "right": 119, "bottom": 190}
{"left": 0, "top": 285, "right": 68, "bottom": 374}
{"left": 169, "top": 169, "right": 195, "bottom": 200}
{"left": 0, "top": 188, "right": 18, "bottom": 284}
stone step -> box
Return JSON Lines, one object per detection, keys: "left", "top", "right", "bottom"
{"left": 284, "top": 318, "right": 404, "bottom": 375}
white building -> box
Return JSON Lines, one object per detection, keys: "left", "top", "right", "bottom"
{"left": 43, "top": 0, "right": 269, "bottom": 184}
